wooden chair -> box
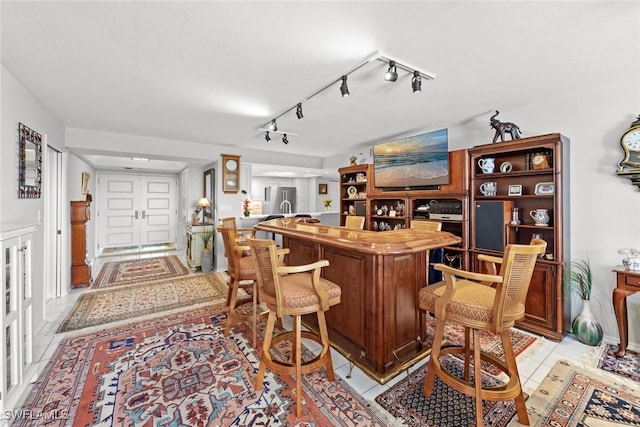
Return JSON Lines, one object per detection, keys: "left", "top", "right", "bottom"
{"left": 220, "top": 216, "right": 256, "bottom": 242}
{"left": 249, "top": 238, "right": 341, "bottom": 417}
{"left": 344, "top": 215, "right": 365, "bottom": 230}
{"left": 411, "top": 220, "right": 443, "bottom": 283}
{"left": 418, "top": 239, "right": 546, "bottom": 426}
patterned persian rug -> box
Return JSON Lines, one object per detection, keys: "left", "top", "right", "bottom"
{"left": 18, "top": 305, "right": 391, "bottom": 426}
{"left": 92, "top": 255, "right": 189, "bottom": 289}
{"left": 424, "top": 316, "right": 538, "bottom": 375}
{"left": 57, "top": 272, "right": 231, "bottom": 333}
{"left": 510, "top": 360, "right": 640, "bottom": 426}
{"left": 595, "top": 343, "right": 640, "bottom": 383}
{"left": 376, "top": 355, "right": 523, "bottom": 426}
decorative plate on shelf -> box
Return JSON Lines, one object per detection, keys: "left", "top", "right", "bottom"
{"left": 347, "top": 186, "right": 358, "bottom": 198}
{"left": 534, "top": 182, "right": 554, "bottom": 195}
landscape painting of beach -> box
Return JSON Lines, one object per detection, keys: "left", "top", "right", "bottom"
{"left": 373, "top": 129, "right": 449, "bottom": 188}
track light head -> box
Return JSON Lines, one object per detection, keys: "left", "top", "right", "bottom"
{"left": 412, "top": 70, "right": 422, "bottom": 93}
{"left": 296, "top": 103, "right": 303, "bottom": 119}
{"left": 268, "top": 120, "right": 278, "bottom": 132}
{"left": 282, "top": 134, "right": 289, "bottom": 145}
{"left": 384, "top": 61, "right": 398, "bottom": 82}
{"left": 265, "top": 131, "right": 271, "bottom": 142}
{"left": 340, "top": 75, "right": 350, "bottom": 97}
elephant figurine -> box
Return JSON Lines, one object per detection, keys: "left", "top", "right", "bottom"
{"left": 490, "top": 110, "right": 522, "bottom": 143}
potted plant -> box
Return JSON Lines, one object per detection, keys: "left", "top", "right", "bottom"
{"left": 200, "top": 226, "right": 214, "bottom": 273}
{"left": 350, "top": 155, "right": 357, "bottom": 166}
{"left": 322, "top": 198, "right": 332, "bottom": 212}
{"left": 241, "top": 190, "right": 251, "bottom": 217}
{"left": 565, "top": 258, "right": 602, "bottom": 346}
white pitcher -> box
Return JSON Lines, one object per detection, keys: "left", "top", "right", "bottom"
{"left": 529, "top": 209, "right": 550, "bottom": 226}
{"left": 478, "top": 158, "right": 496, "bottom": 174}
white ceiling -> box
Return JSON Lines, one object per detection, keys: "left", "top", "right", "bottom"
{"left": 1, "top": 1, "right": 633, "bottom": 175}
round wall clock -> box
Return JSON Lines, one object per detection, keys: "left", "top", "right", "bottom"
{"left": 222, "top": 154, "right": 241, "bottom": 193}
{"left": 619, "top": 115, "right": 640, "bottom": 168}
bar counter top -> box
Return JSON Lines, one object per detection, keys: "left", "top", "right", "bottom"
{"left": 255, "top": 218, "right": 461, "bottom": 383}
{"left": 254, "top": 218, "right": 461, "bottom": 255}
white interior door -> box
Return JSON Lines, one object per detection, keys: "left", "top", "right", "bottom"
{"left": 98, "top": 173, "right": 176, "bottom": 250}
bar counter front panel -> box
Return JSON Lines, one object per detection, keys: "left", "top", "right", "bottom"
{"left": 254, "top": 219, "right": 461, "bottom": 384}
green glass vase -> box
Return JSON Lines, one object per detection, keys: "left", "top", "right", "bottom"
{"left": 571, "top": 299, "right": 603, "bottom": 346}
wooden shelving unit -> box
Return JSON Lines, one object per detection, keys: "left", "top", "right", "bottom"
{"left": 469, "top": 133, "right": 570, "bottom": 340}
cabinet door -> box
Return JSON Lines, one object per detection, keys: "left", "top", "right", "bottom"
{"left": 520, "top": 263, "right": 556, "bottom": 331}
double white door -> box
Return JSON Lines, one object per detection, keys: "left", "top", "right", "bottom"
{"left": 98, "top": 173, "right": 177, "bottom": 250}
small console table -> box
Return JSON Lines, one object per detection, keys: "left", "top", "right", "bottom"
{"left": 612, "top": 268, "right": 640, "bottom": 357}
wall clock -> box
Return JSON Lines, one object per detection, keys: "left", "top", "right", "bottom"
{"left": 222, "top": 154, "right": 241, "bottom": 193}
{"left": 618, "top": 115, "right": 640, "bottom": 168}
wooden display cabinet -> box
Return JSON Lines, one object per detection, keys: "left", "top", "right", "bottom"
{"left": 338, "top": 164, "right": 372, "bottom": 228}
{"left": 71, "top": 199, "right": 92, "bottom": 287}
{"left": 468, "top": 134, "right": 569, "bottom": 340}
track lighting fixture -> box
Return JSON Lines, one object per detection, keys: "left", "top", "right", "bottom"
{"left": 384, "top": 61, "right": 398, "bottom": 82}
{"left": 412, "top": 70, "right": 422, "bottom": 93}
{"left": 340, "top": 75, "right": 350, "bottom": 97}
{"left": 256, "top": 51, "right": 436, "bottom": 143}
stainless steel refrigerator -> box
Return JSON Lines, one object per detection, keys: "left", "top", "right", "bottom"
{"left": 264, "top": 186, "right": 297, "bottom": 214}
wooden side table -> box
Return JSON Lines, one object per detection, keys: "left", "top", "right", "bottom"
{"left": 612, "top": 268, "right": 640, "bottom": 357}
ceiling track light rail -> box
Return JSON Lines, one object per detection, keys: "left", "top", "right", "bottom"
{"left": 255, "top": 50, "right": 436, "bottom": 139}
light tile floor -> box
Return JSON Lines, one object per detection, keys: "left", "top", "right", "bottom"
{"left": 20, "top": 249, "right": 601, "bottom": 423}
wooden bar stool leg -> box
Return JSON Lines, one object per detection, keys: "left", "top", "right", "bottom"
{"left": 473, "top": 329, "right": 483, "bottom": 427}
{"left": 464, "top": 326, "right": 472, "bottom": 382}
{"left": 255, "top": 310, "right": 277, "bottom": 391}
{"left": 503, "top": 329, "right": 530, "bottom": 425}
{"left": 294, "top": 314, "right": 303, "bottom": 417}
{"left": 317, "top": 309, "right": 335, "bottom": 381}
{"left": 423, "top": 317, "right": 446, "bottom": 397}
{"left": 225, "top": 278, "right": 240, "bottom": 337}
{"left": 251, "top": 280, "right": 258, "bottom": 347}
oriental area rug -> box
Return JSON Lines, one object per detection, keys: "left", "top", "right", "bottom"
{"left": 91, "top": 255, "right": 189, "bottom": 289}
{"left": 508, "top": 360, "right": 640, "bottom": 426}
{"left": 594, "top": 343, "right": 640, "bottom": 384}
{"left": 18, "top": 305, "right": 391, "bottom": 427}
{"left": 376, "top": 355, "right": 524, "bottom": 427}
{"left": 57, "top": 272, "right": 233, "bottom": 333}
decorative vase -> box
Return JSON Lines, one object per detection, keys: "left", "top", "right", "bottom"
{"left": 243, "top": 211, "right": 250, "bottom": 217}
{"left": 324, "top": 206, "right": 330, "bottom": 212}
{"left": 571, "top": 299, "right": 603, "bottom": 346}
{"left": 201, "top": 249, "right": 213, "bottom": 273}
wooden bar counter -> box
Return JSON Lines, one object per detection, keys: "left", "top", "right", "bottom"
{"left": 254, "top": 219, "right": 461, "bottom": 383}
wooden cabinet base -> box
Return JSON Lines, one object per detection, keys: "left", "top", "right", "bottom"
{"left": 71, "top": 265, "right": 92, "bottom": 288}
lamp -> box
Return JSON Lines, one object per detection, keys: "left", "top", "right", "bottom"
{"left": 340, "top": 75, "right": 350, "bottom": 97}
{"left": 197, "top": 197, "right": 211, "bottom": 224}
{"left": 282, "top": 134, "right": 289, "bottom": 145}
{"left": 265, "top": 131, "right": 271, "bottom": 142}
{"left": 412, "top": 70, "right": 422, "bottom": 93}
{"left": 384, "top": 60, "right": 398, "bottom": 82}
{"left": 296, "top": 103, "right": 303, "bottom": 119}
{"left": 268, "top": 120, "right": 278, "bottom": 132}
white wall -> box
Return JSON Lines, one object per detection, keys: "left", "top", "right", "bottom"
{"left": 1, "top": 65, "right": 66, "bottom": 333}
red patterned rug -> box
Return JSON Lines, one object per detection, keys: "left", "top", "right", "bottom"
{"left": 92, "top": 255, "right": 189, "bottom": 289}
{"left": 595, "top": 343, "right": 640, "bottom": 383}
{"left": 517, "top": 360, "right": 640, "bottom": 426}
{"left": 376, "top": 355, "right": 524, "bottom": 427}
{"left": 20, "top": 305, "right": 391, "bottom": 426}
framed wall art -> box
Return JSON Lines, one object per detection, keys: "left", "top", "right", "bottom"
{"left": 81, "top": 172, "right": 91, "bottom": 195}
{"left": 318, "top": 183, "right": 328, "bottom": 194}
{"left": 18, "top": 122, "right": 43, "bottom": 198}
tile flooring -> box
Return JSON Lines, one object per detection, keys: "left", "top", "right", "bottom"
{"left": 20, "top": 249, "right": 601, "bottom": 423}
